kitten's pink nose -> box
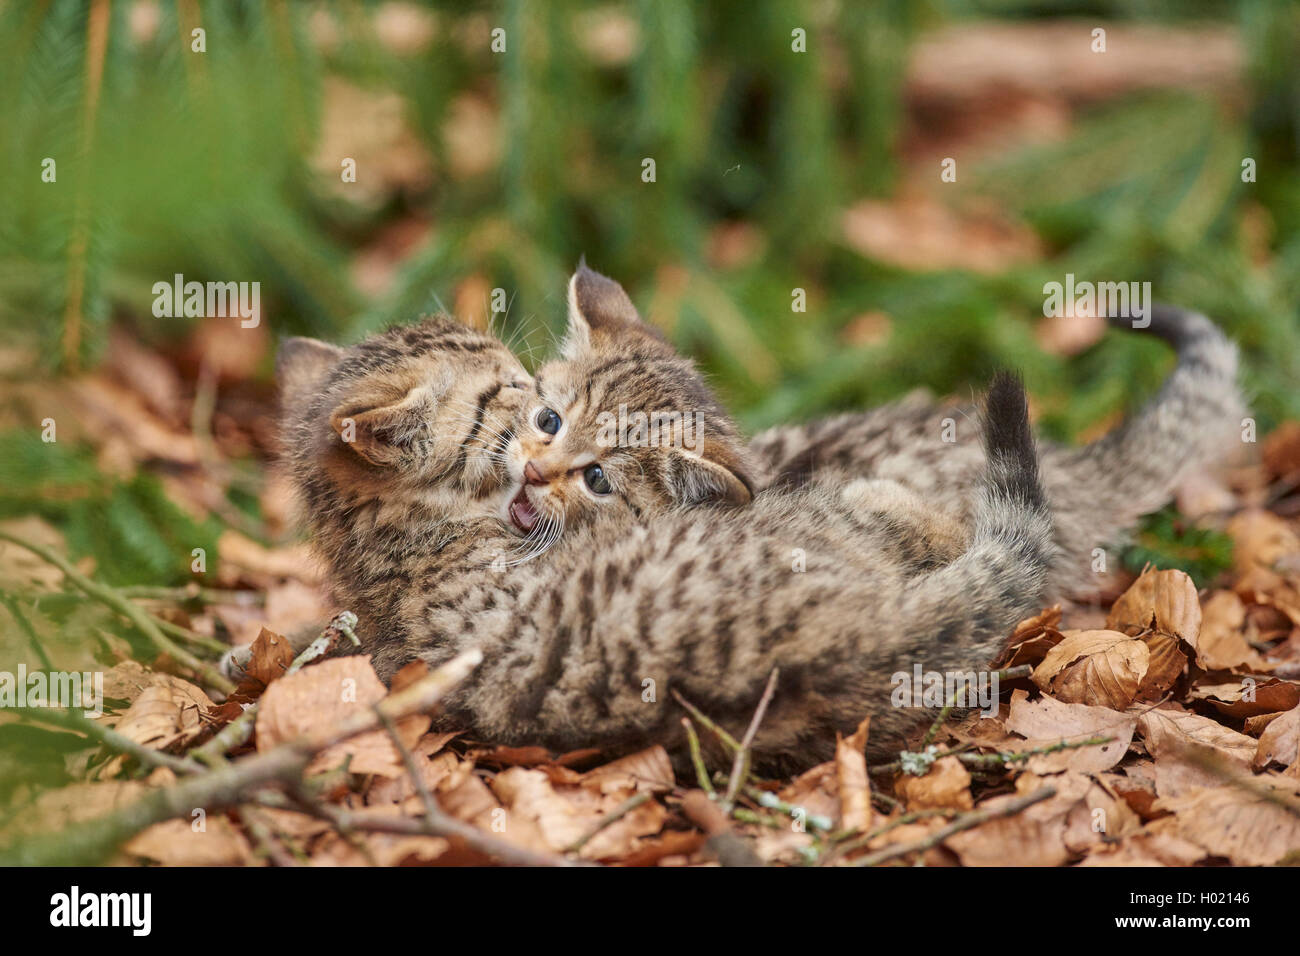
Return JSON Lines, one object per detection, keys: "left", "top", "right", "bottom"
{"left": 524, "top": 460, "right": 548, "bottom": 485}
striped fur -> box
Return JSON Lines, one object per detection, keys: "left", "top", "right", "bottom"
{"left": 277, "top": 273, "right": 1057, "bottom": 767}
{"left": 750, "top": 305, "right": 1246, "bottom": 598}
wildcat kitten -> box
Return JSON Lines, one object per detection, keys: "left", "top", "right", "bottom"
{"left": 750, "top": 305, "right": 1245, "bottom": 597}
{"left": 277, "top": 270, "right": 1055, "bottom": 767}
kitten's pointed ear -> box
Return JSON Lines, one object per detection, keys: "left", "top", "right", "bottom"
{"left": 277, "top": 337, "right": 344, "bottom": 407}
{"left": 328, "top": 388, "right": 429, "bottom": 468}
{"left": 665, "top": 446, "right": 755, "bottom": 508}
{"left": 562, "top": 262, "right": 647, "bottom": 358}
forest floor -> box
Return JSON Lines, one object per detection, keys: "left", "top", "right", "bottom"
{"left": 1, "top": 326, "right": 1299, "bottom": 867}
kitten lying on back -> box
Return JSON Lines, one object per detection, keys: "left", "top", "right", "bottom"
{"left": 277, "top": 270, "right": 1055, "bottom": 766}
{"left": 751, "top": 305, "right": 1245, "bottom": 597}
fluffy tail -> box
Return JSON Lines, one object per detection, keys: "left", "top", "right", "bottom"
{"left": 1045, "top": 305, "right": 1245, "bottom": 594}
{"left": 892, "top": 372, "right": 1055, "bottom": 670}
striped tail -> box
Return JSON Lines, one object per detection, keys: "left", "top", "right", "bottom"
{"left": 892, "top": 372, "right": 1056, "bottom": 670}
{"left": 1044, "top": 305, "right": 1245, "bottom": 595}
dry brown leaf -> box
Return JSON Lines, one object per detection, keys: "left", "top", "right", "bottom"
{"left": 256, "top": 655, "right": 385, "bottom": 748}
{"left": 583, "top": 745, "right": 675, "bottom": 794}
{"left": 1077, "top": 831, "right": 1207, "bottom": 866}
{"left": 1255, "top": 704, "right": 1300, "bottom": 770}
{"left": 1106, "top": 567, "right": 1201, "bottom": 650}
{"left": 254, "top": 655, "right": 426, "bottom": 777}
{"left": 896, "top": 755, "right": 973, "bottom": 811}
{"left": 1003, "top": 689, "right": 1135, "bottom": 773}
{"left": 1196, "top": 590, "right": 1269, "bottom": 672}
{"left": 1227, "top": 508, "right": 1300, "bottom": 575}
{"left": 491, "top": 766, "right": 666, "bottom": 860}
{"left": 1097, "top": 765, "right": 1163, "bottom": 821}
{"left": 234, "top": 626, "right": 294, "bottom": 695}
{"left": 995, "top": 605, "right": 1065, "bottom": 668}
{"left": 943, "top": 798, "right": 1069, "bottom": 866}
{"left": 1262, "top": 422, "right": 1300, "bottom": 480}
{"left": 1150, "top": 779, "right": 1300, "bottom": 865}
{"left": 841, "top": 192, "right": 1041, "bottom": 274}
{"left": 1192, "top": 677, "right": 1300, "bottom": 719}
{"left": 99, "top": 660, "right": 158, "bottom": 706}
{"left": 125, "top": 816, "right": 253, "bottom": 866}
{"left": 3, "top": 781, "right": 147, "bottom": 839}
{"left": 1136, "top": 707, "right": 1257, "bottom": 791}
{"left": 1032, "top": 629, "right": 1149, "bottom": 709}
{"left": 216, "top": 530, "right": 321, "bottom": 586}
{"left": 778, "top": 760, "right": 840, "bottom": 831}
{"left": 112, "top": 675, "right": 214, "bottom": 753}
{"left": 836, "top": 716, "right": 873, "bottom": 831}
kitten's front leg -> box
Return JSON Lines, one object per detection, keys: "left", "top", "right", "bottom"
{"left": 839, "top": 478, "right": 969, "bottom": 565}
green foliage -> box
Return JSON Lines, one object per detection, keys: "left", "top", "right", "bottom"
{"left": 0, "top": 431, "right": 221, "bottom": 586}
{"left": 0, "top": 1, "right": 1295, "bottom": 593}
{"left": 1122, "top": 506, "right": 1236, "bottom": 587}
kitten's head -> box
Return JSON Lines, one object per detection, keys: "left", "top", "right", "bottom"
{"left": 498, "top": 264, "right": 755, "bottom": 537}
{"left": 277, "top": 317, "right": 531, "bottom": 523}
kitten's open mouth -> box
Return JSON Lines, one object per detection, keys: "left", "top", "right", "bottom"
{"left": 508, "top": 487, "right": 540, "bottom": 535}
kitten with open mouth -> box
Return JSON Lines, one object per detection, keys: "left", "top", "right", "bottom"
{"left": 277, "top": 269, "right": 1055, "bottom": 768}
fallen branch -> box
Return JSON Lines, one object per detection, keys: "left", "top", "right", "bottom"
{"left": 680, "top": 789, "right": 762, "bottom": 867}
{"left": 0, "top": 649, "right": 482, "bottom": 866}
{"left": 376, "top": 707, "right": 574, "bottom": 866}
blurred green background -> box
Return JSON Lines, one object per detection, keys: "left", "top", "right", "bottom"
{"left": 0, "top": 0, "right": 1297, "bottom": 587}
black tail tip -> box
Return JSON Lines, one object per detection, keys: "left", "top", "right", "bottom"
{"left": 983, "top": 370, "right": 1033, "bottom": 454}
{"left": 982, "top": 370, "right": 1043, "bottom": 502}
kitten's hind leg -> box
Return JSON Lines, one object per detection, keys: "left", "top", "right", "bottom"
{"left": 839, "top": 478, "right": 969, "bottom": 564}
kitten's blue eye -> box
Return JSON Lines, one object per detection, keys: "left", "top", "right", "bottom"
{"left": 583, "top": 463, "right": 612, "bottom": 495}
{"left": 535, "top": 407, "right": 562, "bottom": 435}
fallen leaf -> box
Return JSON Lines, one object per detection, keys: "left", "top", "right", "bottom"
{"left": 1150, "top": 779, "right": 1300, "bottom": 865}
{"left": 1078, "top": 831, "right": 1207, "bottom": 866}
{"left": 1192, "top": 677, "right": 1300, "bottom": 719}
{"left": 583, "top": 746, "right": 675, "bottom": 794}
{"left": 1003, "top": 689, "right": 1135, "bottom": 773}
{"left": 1255, "top": 704, "right": 1300, "bottom": 770}
{"left": 1106, "top": 567, "right": 1201, "bottom": 651}
{"left": 125, "top": 816, "right": 253, "bottom": 866}
{"left": 836, "top": 716, "right": 873, "bottom": 832}
{"left": 1136, "top": 707, "right": 1257, "bottom": 795}
{"left": 112, "top": 675, "right": 214, "bottom": 753}
{"left": 896, "top": 755, "right": 973, "bottom": 811}
{"left": 1196, "top": 590, "right": 1269, "bottom": 671}
{"left": 1032, "top": 629, "right": 1149, "bottom": 710}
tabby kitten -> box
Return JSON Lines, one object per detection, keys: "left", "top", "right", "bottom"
{"left": 750, "top": 305, "right": 1245, "bottom": 598}
{"left": 278, "top": 272, "right": 1054, "bottom": 767}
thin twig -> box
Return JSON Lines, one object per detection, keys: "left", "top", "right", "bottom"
{"left": 18, "top": 707, "right": 204, "bottom": 776}
{"left": 722, "top": 667, "right": 779, "bottom": 808}
{"left": 851, "top": 785, "right": 1056, "bottom": 867}
{"left": 565, "top": 792, "right": 652, "bottom": 855}
{"left": 681, "top": 717, "right": 713, "bottom": 794}
{"left": 670, "top": 689, "right": 739, "bottom": 751}
{"left": 376, "top": 700, "right": 577, "bottom": 866}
